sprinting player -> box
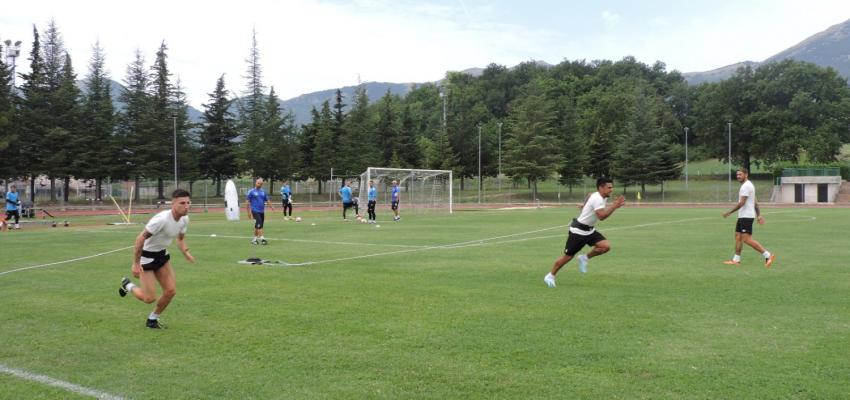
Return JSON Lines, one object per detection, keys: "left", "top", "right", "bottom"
{"left": 367, "top": 180, "right": 378, "bottom": 223}
{"left": 339, "top": 181, "right": 359, "bottom": 220}
{"left": 4, "top": 184, "right": 21, "bottom": 229}
{"left": 246, "top": 178, "right": 274, "bottom": 245}
{"left": 391, "top": 180, "right": 400, "bottom": 221}
{"left": 119, "top": 189, "right": 194, "bottom": 329}
{"left": 722, "top": 168, "right": 776, "bottom": 268}
{"left": 544, "top": 177, "right": 625, "bottom": 288}
{"left": 280, "top": 181, "right": 293, "bottom": 220}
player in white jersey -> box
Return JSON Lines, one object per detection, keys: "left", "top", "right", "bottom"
{"left": 545, "top": 177, "right": 625, "bottom": 288}
{"left": 119, "top": 189, "right": 195, "bottom": 328}
{"left": 722, "top": 168, "right": 776, "bottom": 268}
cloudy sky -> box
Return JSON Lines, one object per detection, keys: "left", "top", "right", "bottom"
{"left": 2, "top": 0, "right": 850, "bottom": 108}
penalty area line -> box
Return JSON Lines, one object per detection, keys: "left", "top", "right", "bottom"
{"left": 0, "top": 363, "right": 127, "bottom": 400}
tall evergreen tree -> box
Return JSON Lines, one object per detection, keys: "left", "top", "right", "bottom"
{"left": 397, "top": 104, "right": 421, "bottom": 167}
{"left": 339, "top": 85, "right": 375, "bottom": 174}
{"left": 77, "top": 41, "right": 115, "bottom": 200}
{"left": 18, "top": 25, "right": 50, "bottom": 201}
{"left": 375, "top": 90, "right": 399, "bottom": 166}
{"left": 0, "top": 42, "right": 17, "bottom": 169}
{"left": 116, "top": 49, "right": 153, "bottom": 197}
{"left": 503, "top": 79, "right": 562, "bottom": 200}
{"left": 149, "top": 41, "right": 175, "bottom": 198}
{"left": 172, "top": 76, "right": 199, "bottom": 190}
{"left": 311, "top": 101, "right": 335, "bottom": 193}
{"left": 46, "top": 52, "right": 82, "bottom": 201}
{"left": 200, "top": 75, "right": 239, "bottom": 196}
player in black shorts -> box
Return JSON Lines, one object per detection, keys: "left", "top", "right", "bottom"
{"left": 119, "top": 189, "right": 195, "bottom": 329}
{"left": 545, "top": 177, "right": 625, "bottom": 288}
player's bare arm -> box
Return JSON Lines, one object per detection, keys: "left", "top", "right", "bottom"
{"left": 177, "top": 233, "right": 194, "bottom": 263}
{"left": 132, "top": 230, "right": 153, "bottom": 277}
{"left": 755, "top": 202, "right": 765, "bottom": 224}
{"left": 595, "top": 195, "right": 626, "bottom": 221}
{"left": 723, "top": 196, "right": 747, "bottom": 218}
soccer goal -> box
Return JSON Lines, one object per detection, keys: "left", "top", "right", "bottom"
{"left": 358, "top": 167, "right": 453, "bottom": 214}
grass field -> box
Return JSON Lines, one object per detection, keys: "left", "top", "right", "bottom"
{"left": 1, "top": 205, "right": 849, "bottom": 399}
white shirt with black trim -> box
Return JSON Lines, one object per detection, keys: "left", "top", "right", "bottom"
{"left": 570, "top": 192, "right": 607, "bottom": 235}
{"left": 143, "top": 210, "right": 189, "bottom": 252}
{"left": 738, "top": 180, "right": 756, "bottom": 218}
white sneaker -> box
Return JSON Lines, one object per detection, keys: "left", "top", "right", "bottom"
{"left": 578, "top": 254, "right": 588, "bottom": 273}
{"left": 251, "top": 238, "right": 258, "bottom": 245}
{"left": 544, "top": 273, "right": 556, "bottom": 288}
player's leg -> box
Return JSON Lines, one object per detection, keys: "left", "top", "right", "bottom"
{"left": 742, "top": 233, "right": 774, "bottom": 267}
{"left": 546, "top": 233, "right": 586, "bottom": 286}
{"left": 586, "top": 239, "right": 611, "bottom": 259}
{"left": 132, "top": 269, "right": 159, "bottom": 304}
{"left": 152, "top": 262, "right": 176, "bottom": 315}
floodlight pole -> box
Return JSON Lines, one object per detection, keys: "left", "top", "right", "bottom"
{"left": 477, "top": 124, "right": 482, "bottom": 204}
{"left": 727, "top": 121, "right": 732, "bottom": 202}
{"left": 173, "top": 115, "right": 178, "bottom": 188}
{"left": 497, "top": 121, "right": 502, "bottom": 192}
{"left": 685, "top": 126, "right": 688, "bottom": 190}
{"left": 4, "top": 40, "right": 22, "bottom": 88}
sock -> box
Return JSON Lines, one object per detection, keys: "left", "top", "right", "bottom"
{"left": 733, "top": 254, "right": 741, "bottom": 262}
{"left": 260, "top": 236, "right": 265, "bottom": 240}
{"left": 546, "top": 272, "right": 555, "bottom": 279}
{"left": 763, "top": 251, "right": 771, "bottom": 259}
{"left": 148, "top": 312, "right": 159, "bottom": 320}
{"left": 126, "top": 283, "right": 137, "bottom": 291}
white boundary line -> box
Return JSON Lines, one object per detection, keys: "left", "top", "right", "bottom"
{"left": 0, "top": 246, "right": 133, "bottom": 277}
{"left": 0, "top": 363, "right": 127, "bottom": 400}
{"left": 192, "top": 234, "right": 430, "bottom": 248}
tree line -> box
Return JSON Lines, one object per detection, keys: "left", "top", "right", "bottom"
{"left": 2, "top": 20, "right": 850, "bottom": 202}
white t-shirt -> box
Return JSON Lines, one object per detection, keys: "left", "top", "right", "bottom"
{"left": 738, "top": 180, "right": 757, "bottom": 218}
{"left": 570, "top": 192, "right": 607, "bottom": 235}
{"left": 143, "top": 210, "right": 189, "bottom": 252}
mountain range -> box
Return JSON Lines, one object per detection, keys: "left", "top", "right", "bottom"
{"left": 92, "top": 18, "right": 850, "bottom": 126}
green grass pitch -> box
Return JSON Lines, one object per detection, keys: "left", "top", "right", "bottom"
{"left": 1, "top": 206, "right": 848, "bottom": 399}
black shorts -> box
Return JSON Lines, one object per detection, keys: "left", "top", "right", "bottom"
{"left": 391, "top": 200, "right": 399, "bottom": 211}
{"left": 735, "top": 218, "right": 755, "bottom": 234}
{"left": 252, "top": 211, "right": 265, "bottom": 229}
{"left": 141, "top": 249, "right": 170, "bottom": 272}
{"left": 343, "top": 202, "right": 354, "bottom": 210}
{"left": 5, "top": 210, "right": 19, "bottom": 219}
{"left": 564, "top": 230, "right": 606, "bottom": 256}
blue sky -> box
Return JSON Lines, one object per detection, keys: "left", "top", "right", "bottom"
{"left": 2, "top": 0, "right": 850, "bottom": 107}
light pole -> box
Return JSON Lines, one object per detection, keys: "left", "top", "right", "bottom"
{"left": 497, "top": 121, "right": 502, "bottom": 192}
{"left": 173, "top": 115, "right": 178, "bottom": 189}
{"left": 685, "top": 126, "right": 688, "bottom": 190}
{"left": 4, "top": 40, "right": 22, "bottom": 88}
{"left": 477, "top": 123, "right": 482, "bottom": 204}
{"left": 727, "top": 121, "right": 732, "bottom": 202}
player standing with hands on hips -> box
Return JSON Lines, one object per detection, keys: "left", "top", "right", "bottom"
{"left": 545, "top": 177, "right": 625, "bottom": 288}
{"left": 119, "top": 189, "right": 194, "bottom": 329}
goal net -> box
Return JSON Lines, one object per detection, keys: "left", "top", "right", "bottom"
{"left": 357, "top": 167, "right": 453, "bottom": 214}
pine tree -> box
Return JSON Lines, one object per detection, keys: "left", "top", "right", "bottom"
{"left": 397, "top": 104, "right": 421, "bottom": 167}
{"left": 311, "top": 101, "right": 335, "bottom": 193}
{"left": 77, "top": 41, "right": 115, "bottom": 200}
{"left": 47, "top": 52, "right": 82, "bottom": 201}
{"left": 200, "top": 75, "right": 239, "bottom": 196}
{"left": 339, "top": 85, "right": 376, "bottom": 174}
{"left": 0, "top": 42, "right": 17, "bottom": 165}
{"left": 149, "top": 41, "right": 174, "bottom": 198}
{"left": 116, "top": 49, "right": 153, "bottom": 197}
{"left": 299, "top": 107, "right": 319, "bottom": 183}
{"left": 18, "top": 25, "right": 50, "bottom": 201}
{"left": 172, "top": 76, "right": 199, "bottom": 191}
{"left": 375, "top": 90, "right": 399, "bottom": 166}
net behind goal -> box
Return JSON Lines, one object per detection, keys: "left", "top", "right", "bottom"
{"left": 357, "top": 168, "right": 453, "bottom": 213}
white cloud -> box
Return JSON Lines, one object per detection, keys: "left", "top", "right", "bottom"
{"left": 601, "top": 10, "right": 620, "bottom": 27}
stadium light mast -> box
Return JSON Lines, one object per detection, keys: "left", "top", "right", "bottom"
{"left": 173, "top": 115, "right": 178, "bottom": 189}
{"left": 497, "top": 121, "right": 502, "bottom": 192}
{"left": 684, "top": 126, "right": 689, "bottom": 190}
{"left": 727, "top": 121, "right": 732, "bottom": 202}
{"left": 477, "top": 123, "right": 482, "bottom": 204}
{"left": 4, "top": 40, "right": 22, "bottom": 88}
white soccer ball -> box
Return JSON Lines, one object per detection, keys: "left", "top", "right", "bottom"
{"left": 295, "top": 217, "right": 302, "bottom": 222}
{"left": 210, "top": 234, "right": 217, "bottom": 237}
{"left": 375, "top": 224, "right": 380, "bottom": 228}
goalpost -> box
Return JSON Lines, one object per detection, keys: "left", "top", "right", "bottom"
{"left": 358, "top": 167, "right": 453, "bottom": 214}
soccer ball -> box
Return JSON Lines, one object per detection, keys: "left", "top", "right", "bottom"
{"left": 295, "top": 217, "right": 302, "bottom": 222}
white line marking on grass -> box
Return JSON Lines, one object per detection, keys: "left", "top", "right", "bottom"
{"left": 190, "top": 234, "right": 430, "bottom": 248}
{"left": 0, "top": 363, "right": 127, "bottom": 400}
{"left": 0, "top": 246, "right": 133, "bottom": 276}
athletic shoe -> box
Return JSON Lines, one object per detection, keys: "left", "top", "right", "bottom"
{"left": 577, "top": 254, "right": 588, "bottom": 273}
{"left": 544, "top": 273, "right": 556, "bottom": 288}
{"left": 119, "top": 277, "right": 131, "bottom": 297}
{"left": 251, "top": 238, "right": 258, "bottom": 245}
{"left": 723, "top": 260, "right": 741, "bottom": 266}
{"left": 260, "top": 239, "right": 269, "bottom": 245}
{"left": 146, "top": 319, "right": 164, "bottom": 329}
{"left": 765, "top": 254, "right": 776, "bottom": 268}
